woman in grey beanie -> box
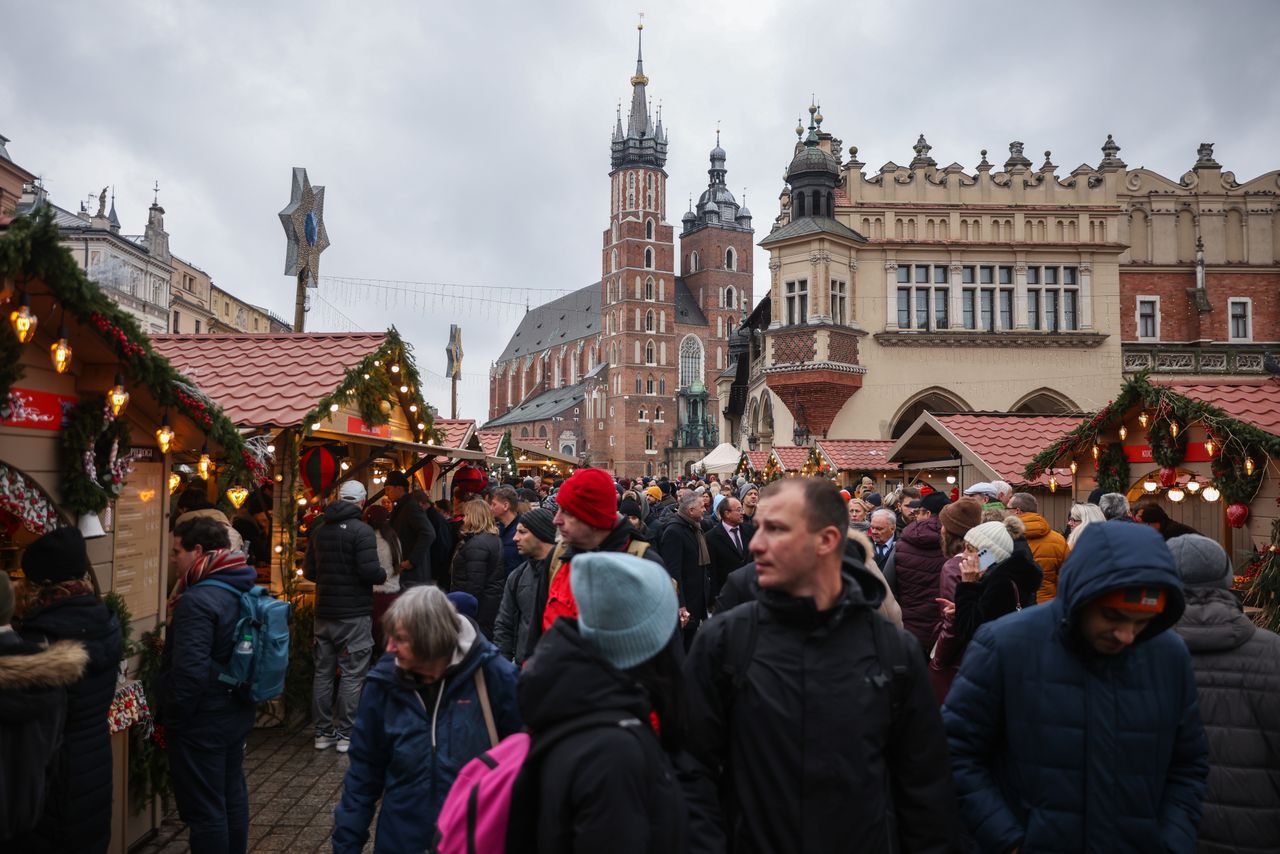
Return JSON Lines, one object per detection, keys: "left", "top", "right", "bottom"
{"left": 515, "top": 552, "right": 688, "bottom": 851}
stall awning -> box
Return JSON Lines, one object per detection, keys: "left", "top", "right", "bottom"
{"left": 890, "top": 412, "right": 1077, "bottom": 488}
{"left": 815, "top": 439, "right": 899, "bottom": 472}
{"left": 512, "top": 439, "right": 578, "bottom": 466}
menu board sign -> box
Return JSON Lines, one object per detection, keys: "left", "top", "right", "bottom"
{"left": 111, "top": 461, "right": 164, "bottom": 620}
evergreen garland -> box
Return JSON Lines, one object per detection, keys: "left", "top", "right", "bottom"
{"left": 1243, "top": 517, "right": 1280, "bottom": 633}
{"left": 129, "top": 626, "right": 172, "bottom": 810}
{"left": 60, "top": 400, "right": 131, "bottom": 515}
{"left": 1094, "top": 444, "right": 1130, "bottom": 495}
{"left": 1147, "top": 415, "right": 1188, "bottom": 469}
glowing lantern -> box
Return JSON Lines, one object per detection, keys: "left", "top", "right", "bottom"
{"left": 168, "top": 472, "right": 182, "bottom": 494}
{"left": 1185, "top": 478, "right": 1201, "bottom": 494}
{"left": 1168, "top": 486, "right": 1185, "bottom": 502}
{"left": 1201, "top": 485, "right": 1220, "bottom": 503}
{"left": 1069, "top": 460, "right": 1078, "bottom": 475}
{"left": 1244, "top": 456, "right": 1256, "bottom": 476}
{"left": 155, "top": 416, "right": 175, "bottom": 453}
{"left": 1138, "top": 412, "right": 1149, "bottom": 429}
{"left": 226, "top": 485, "right": 250, "bottom": 509}
{"left": 1169, "top": 420, "right": 1180, "bottom": 439}
{"left": 49, "top": 324, "right": 72, "bottom": 373}
{"left": 1142, "top": 476, "right": 1158, "bottom": 493}
{"left": 108, "top": 373, "right": 130, "bottom": 417}
{"left": 1118, "top": 425, "right": 1128, "bottom": 441}
{"left": 198, "top": 444, "right": 213, "bottom": 480}
{"left": 8, "top": 292, "right": 36, "bottom": 343}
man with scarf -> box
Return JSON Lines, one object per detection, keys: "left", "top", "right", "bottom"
{"left": 163, "top": 516, "right": 259, "bottom": 854}
{"left": 659, "top": 490, "right": 712, "bottom": 649}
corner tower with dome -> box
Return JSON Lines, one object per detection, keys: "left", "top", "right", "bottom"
{"left": 485, "top": 24, "right": 753, "bottom": 477}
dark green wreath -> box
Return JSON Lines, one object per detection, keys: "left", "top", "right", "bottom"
{"left": 1148, "top": 416, "right": 1188, "bottom": 470}
{"left": 61, "top": 399, "right": 131, "bottom": 515}
{"left": 1211, "top": 445, "right": 1265, "bottom": 505}
{"left": 1095, "top": 444, "right": 1130, "bottom": 494}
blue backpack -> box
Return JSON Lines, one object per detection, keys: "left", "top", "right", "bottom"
{"left": 196, "top": 579, "right": 292, "bottom": 703}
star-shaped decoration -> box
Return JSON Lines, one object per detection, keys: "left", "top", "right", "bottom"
{"left": 279, "top": 167, "right": 330, "bottom": 286}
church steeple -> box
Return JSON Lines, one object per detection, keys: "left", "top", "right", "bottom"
{"left": 610, "top": 18, "right": 667, "bottom": 172}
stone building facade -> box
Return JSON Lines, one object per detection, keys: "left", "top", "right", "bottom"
{"left": 722, "top": 120, "right": 1279, "bottom": 452}
{"left": 484, "top": 29, "right": 751, "bottom": 477}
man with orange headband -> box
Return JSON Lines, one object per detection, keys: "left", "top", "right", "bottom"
{"left": 942, "top": 521, "right": 1208, "bottom": 854}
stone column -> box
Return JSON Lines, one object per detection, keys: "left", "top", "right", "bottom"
{"left": 1013, "top": 262, "right": 1029, "bottom": 330}
{"left": 768, "top": 258, "right": 782, "bottom": 329}
{"left": 949, "top": 262, "right": 965, "bottom": 330}
{"left": 1079, "top": 260, "right": 1093, "bottom": 330}
{"left": 884, "top": 261, "right": 899, "bottom": 330}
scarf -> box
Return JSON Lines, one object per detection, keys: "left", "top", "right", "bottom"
{"left": 167, "top": 548, "right": 247, "bottom": 615}
{"left": 678, "top": 507, "right": 711, "bottom": 567}
{"left": 22, "top": 577, "right": 96, "bottom": 618}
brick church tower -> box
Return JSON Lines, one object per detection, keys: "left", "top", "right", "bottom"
{"left": 595, "top": 22, "right": 677, "bottom": 474}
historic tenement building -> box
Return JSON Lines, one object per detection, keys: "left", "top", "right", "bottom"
{"left": 485, "top": 28, "right": 752, "bottom": 477}
{"left": 721, "top": 112, "right": 1279, "bottom": 450}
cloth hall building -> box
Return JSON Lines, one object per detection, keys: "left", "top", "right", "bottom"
{"left": 485, "top": 31, "right": 752, "bottom": 477}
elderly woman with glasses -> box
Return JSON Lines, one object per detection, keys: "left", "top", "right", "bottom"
{"left": 1065, "top": 502, "right": 1106, "bottom": 548}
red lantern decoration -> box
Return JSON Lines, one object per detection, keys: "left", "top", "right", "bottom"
{"left": 1158, "top": 467, "right": 1179, "bottom": 488}
{"left": 300, "top": 446, "right": 340, "bottom": 496}
{"left": 1225, "top": 502, "right": 1249, "bottom": 529}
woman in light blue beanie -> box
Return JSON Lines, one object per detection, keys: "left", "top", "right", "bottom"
{"left": 516, "top": 552, "right": 688, "bottom": 851}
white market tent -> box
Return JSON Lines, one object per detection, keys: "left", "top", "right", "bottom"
{"left": 697, "top": 442, "right": 743, "bottom": 476}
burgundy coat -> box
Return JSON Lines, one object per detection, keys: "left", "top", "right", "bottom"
{"left": 892, "top": 516, "right": 946, "bottom": 651}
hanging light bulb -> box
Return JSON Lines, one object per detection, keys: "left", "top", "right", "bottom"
{"left": 1069, "top": 459, "right": 1078, "bottom": 475}
{"left": 1048, "top": 476, "right": 1058, "bottom": 493}
{"left": 399, "top": 384, "right": 409, "bottom": 394}
{"left": 49, "top": 319, "right": 72, "bottom": 373}
{"left": 168, "top": 472, "right": 182, "bottom": 494}
{"left": 226, "top": 485, "right": 250, "bottom": 509}
{"left": 1091, "top": 444, "right": 1100, "bottom": 460}
{"left": 1118, "top": 425, "right": 1128, "bottom": 441}
{"left": 108, "top": 372, "right": 130, "bottom": 417}
{"left": 155, "top": 415, "right": 175, "bottom": 453}
{"left": 297, "top": 496, "right": 308, "bottom": 506}
{"left": 945, "top": 474, "right": 956, "bottom": 484}
{"left": 1202, "top": 485, "right": 1220, "bottom": 502}
{"left": 274, "top": 544, "right": 283, "bottom": 554}
{"left": 390, "top": 364, "right": 400, "bottom": 373}
{"left": 1244, "top": 456, "right": 1256, "bottom": 476}
{"left": 329, "top": 402, "right": 339, "bottom": 412}
{"left": 1138, "top": 411, "right": 1149, "bottom": 429}
{"left": 1185, "top": 477, "right": 1201, "bottom": 494}
{"left": 198, "top": 443, "right": 212, "bottom": 480}
{"left": 267, "top": 443, "right": 276, "bottom": 454}
{"left": 1142, "top": 476, "right": 1159, "bottom": 493}
{"left": 1204, "top": 437, "right": 1215, "bottom": 457}
{"left": 8, "top": 292, "right": 36, "bottom": 343}
{"left": 1169, "top": 420, "right": 1180, "bottom": 439}
{"left": 409, "top": 404, "right": 418, "bottom": 413}
{"left": 1168, "top": 485, "right": 1185, "bottom": 502}
{"left": 362, "top": 373, "right": 370, "bottom": 380}
{"left": 373, "top": 359, "right": 382, "bottom": 367}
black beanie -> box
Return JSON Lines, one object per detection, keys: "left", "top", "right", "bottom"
{"left": 619, "top": 498, "right": 642, "bottom": 519}
{"left": 520, "top": 507, "right": 558, "bottom": 545}
{"left": 22, "top": 527, "right": 89, "bottom": 585}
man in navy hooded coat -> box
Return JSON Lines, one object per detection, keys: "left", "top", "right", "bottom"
{"left": 942, "top": 521, "right": 1208, "bottom": 854}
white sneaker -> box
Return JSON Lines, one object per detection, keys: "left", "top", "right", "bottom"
{"left": 314, "top": 732, "right": 340, "bottom": 750}
{"left": 335, "top": 736, "right": 351, "bottom": 754}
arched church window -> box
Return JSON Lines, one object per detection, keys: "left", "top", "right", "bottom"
{"left": 725, "top": 286, "right": 736, "bottom": 309}
{"left": 645, "top": 340, "right": 656, "bottom": 365}
{"left": 646, "top": 219, "right": 655, "bottom": 240}
{"left": 644, "top": 277, "right": 655, "bottom": 301}
{"left": 645, "top": 309, "right": 655, "bottom": 332}
{"left": 679, "top": 335, "right": 704, "bottom": 389}
{"left": 644, "top": 247, "right": 654, "bottom": 269}
{"left": 726, "top": 247, "right": 736, "bottom": 271}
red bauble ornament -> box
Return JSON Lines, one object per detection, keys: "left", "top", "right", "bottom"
{"left": 1158, "top": 467, "right": 1179, "bottom": 488}
{"left": 300, "top": 446, "right": 340, "bottom": 496}
{"left": 1226, "top": 502, "right": 1249, "bottom": 529}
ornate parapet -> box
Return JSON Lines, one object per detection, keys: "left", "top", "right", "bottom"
{"left": 873, "top": 331, "right": 1109, "bottom": 349}
{"left": 1122, "top": 345, "right": 1267, "bottom": 375}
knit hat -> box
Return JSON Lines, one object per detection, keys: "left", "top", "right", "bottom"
{"left": 556, "top": 468, "right": 619, "bottom": 530}
{"left": 338, "top": 480, "right": 367, "bottom": 503}
{"left": 619, "top": 498, "right": 643, "bottom": 519}
{"left": 644, "top": 485, "right": 663, "bottom": 502}
{"left": 1167, "top": 533, "right": 1232, "bottom": 590}
{"left": 21, "top": 527, "right": 89, "bottom": 585}
{"left": 447, "top": 591, "right": 479, "bottom": 620}
{"left": 364, "top": 504, "right": 390, "bottom": 527}
{"left": 939, "top": 497, "right": 983, "bottom": 537}
{"left": 0, "top": 571, "right": 13, "bottom": 625}
{"left": 384, "top": 471, "right": 410, "bottom": 489}
{"left": 865, "top": 491, "right": 882, "bottom": 507}
{"left": 964, "top": 521, "right": 1014, "bottom": 564}
{"left": 921, "top": 491, "right": 950, "bottom": 516}
{"left": 520, "top": 507, "right": 557, "bottom": 545}
{"left": 1094, "top": 586, "right": 1167, "bottom": 614}
{"left": 572, "top": 552, "right": 678, "bottom": 670}
{"left": 738, "top": 482, "right": 758, "bottom": 501}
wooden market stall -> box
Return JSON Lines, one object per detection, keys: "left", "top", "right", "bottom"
{"left": 811, "top": 439, "right": 900, "bottom": 492}
{"left": 761, "top": 444, "right": 810, "bottom": 480}
{"left": 888, "top": 412, "right": 1079, "bottom": 529}
{"left": 733, "top": 449, "right": 770, "bottom": 481}
{"left": 0, "top": 211, "right": 260, "bottom": 853}
{"left": 1024, "top": 375, "right": 1280, "bottom": 575}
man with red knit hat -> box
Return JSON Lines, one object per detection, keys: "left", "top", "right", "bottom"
{"left": 524, "top": 468, "right": 664, "bottom": 658}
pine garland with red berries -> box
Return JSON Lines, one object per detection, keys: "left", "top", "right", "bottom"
{"left": 1244, "top": 516, "right": 1280, "bottom": 633}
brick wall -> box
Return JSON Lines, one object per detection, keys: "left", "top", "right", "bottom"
{"left": 771, "top": 328, "right": 817, "bottom": 364}
{"left": 1121, "top": 268, "right": 1280, "bottom": 342}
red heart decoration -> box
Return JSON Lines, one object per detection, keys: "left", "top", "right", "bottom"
{"left": 1226, "top": 503, "right": 1249, "bottom": 529}
{"left": 1158, "top": 467, "right": 1179, "bottom": 488}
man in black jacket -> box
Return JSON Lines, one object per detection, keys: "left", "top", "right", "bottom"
{"left": 683, "top": 477, "right": 957, "bottom": 854}
{"left": 660, "top": 491, "right": 712, "bottom": 649}
{"left": 385, "top": 471, "right": 435, "bottom": 587}
{"left": 705, "top": 496, "right": 751, "bottom": 607}
{"left": 303, "top": 480, "right": 385, "bottom": 752}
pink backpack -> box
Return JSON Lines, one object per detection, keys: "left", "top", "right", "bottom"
{"left": 434, "top": 710, "right": 642, "bottom": 854}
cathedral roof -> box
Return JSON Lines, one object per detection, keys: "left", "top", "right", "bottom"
{"left": 496, "top": 277, "right": 708, "bottom": 365}
{"left": 482, "top": 381, "right": 586, "bottom": 429}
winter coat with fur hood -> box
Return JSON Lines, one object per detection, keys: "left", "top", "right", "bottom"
{"left": 0, "top": 632, "right": 87, "bottom": 843}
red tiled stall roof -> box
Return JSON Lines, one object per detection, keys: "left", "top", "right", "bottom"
{"left": 816, "top": 439, "right": 899, "bottom": 471}
{"left": 476, "top": 430, "right": 504, "bottom": 457}
{"left": 151, "top": 332, "right": 387, "bottom": 428}
{"left": 771, "top": 444, "right": 810, "bottom": 471}
{"left": 935, "top": 414, "right": 1079, "bottom": 487}
{"left": 434, "top": 418, "right": 475, "bottom": 449}
{"left": 743, "top": 451, "right": 769, "bottom": 472}
{"left": 1156, "top": 378, "right": 1280, "bottom": 437}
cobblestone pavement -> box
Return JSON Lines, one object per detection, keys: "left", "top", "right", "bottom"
{"left": 134, "top": 725, "right": 363, "bottom": 853}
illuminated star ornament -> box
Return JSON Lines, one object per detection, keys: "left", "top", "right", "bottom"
{"left": 278, "top": 167, "right": 330, "bottom": 288}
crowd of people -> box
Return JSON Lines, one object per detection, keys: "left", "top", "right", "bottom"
{"left": 2, "top": 465, "right": 1277, "bottom": 854}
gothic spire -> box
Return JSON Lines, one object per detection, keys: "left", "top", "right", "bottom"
{"left": 626, "top": 20, "right": 651, "bottom": 139}
{"left": 610, "top": 17, "right": 667, "bottom": 171}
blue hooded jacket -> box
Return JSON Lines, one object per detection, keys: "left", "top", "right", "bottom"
{"left": 332, "top": 617, "right": 521, "bottom": 853}
{"left": 942, "top": 521, "right": 1208, "bottom": 854}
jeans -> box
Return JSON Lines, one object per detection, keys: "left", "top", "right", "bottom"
{"left": 312, "top": 615, "right": 374, "bottom": 737}
{"left": 168, "top": 706, "right": 254, "bottom": 854}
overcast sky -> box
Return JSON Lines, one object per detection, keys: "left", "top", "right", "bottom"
{"left": 4, "top": 0, "right": 1278, "bottom": 422}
